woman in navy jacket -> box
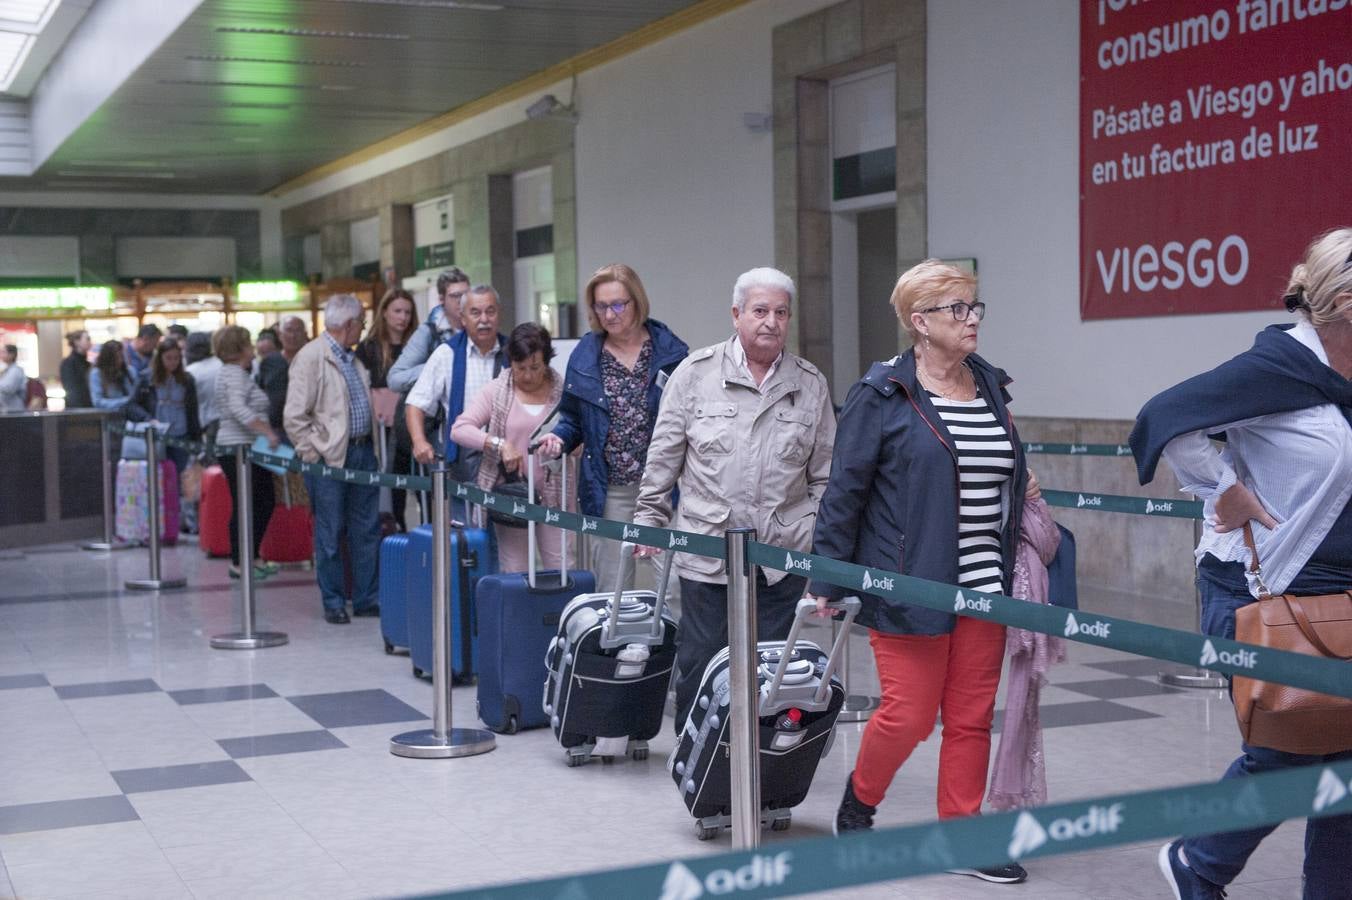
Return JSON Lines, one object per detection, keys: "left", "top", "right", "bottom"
{"left": 539, "top": 264, "right": 687, "bottom": 591}
{"left": 807, "top": 260, "right": 1030, "bottom": 885}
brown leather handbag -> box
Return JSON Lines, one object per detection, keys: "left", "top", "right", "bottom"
{"left": 1230, "top": 524, "right": 1352, "bottom": 755}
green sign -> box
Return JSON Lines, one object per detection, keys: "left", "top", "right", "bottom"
{"left": 236, "top": 281, "right": 302, "bottom": 306}
{"left": 0, "top": 286, "right": 113, "bottom": 313}
{"left": 414, "top": 241, "right": 455, "bottom": 271}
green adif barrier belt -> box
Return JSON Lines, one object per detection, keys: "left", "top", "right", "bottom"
{"left": 423, "top": 759, "right": 1352, "bottom": 899}
{"left": 1023, "top": 441, "right": 1135, "bottom": 457}
{"left": 243, "top": 448, "right": 1349, "bottom": 702}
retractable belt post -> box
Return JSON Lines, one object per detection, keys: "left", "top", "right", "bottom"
{"left": 210, "top": 445, "right": 287, "bottom": 649}
{"left": 125, "top": 428, "right": 186, "bottom": 591}
{"left": 391, "top": 463, "right": 496, "bottom": 759}
{"left": 82, "top": 415, "right": 133, "bottom": 552}
{"left": 724, "top": 527, "right": 761, "bottom": 850}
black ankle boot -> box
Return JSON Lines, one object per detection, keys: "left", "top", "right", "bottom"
{"left": 834, "top": 774, "right": 877, "bottom": 835}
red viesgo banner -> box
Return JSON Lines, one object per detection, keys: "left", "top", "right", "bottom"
{"left": 1080, "top": 0, "right": 1351, "bottom": 320}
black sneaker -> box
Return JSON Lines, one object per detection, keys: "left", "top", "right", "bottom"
{"left": 949, "top": 863, "right": 1028, "bottom": 884}
{"left": 833, "top": 775, "right": 876, "bottom": 835}
{"left": 1158, "top": 840, "right": 1227, "bottom": 899}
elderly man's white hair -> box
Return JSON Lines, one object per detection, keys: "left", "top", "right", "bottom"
{"left": 323, "top": 293, "right": 364, "bottom": 330}
{"left": 732, "top": 267, "right": 796, "bottom": 311}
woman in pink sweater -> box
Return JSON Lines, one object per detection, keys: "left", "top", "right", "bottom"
{"left": 450, "top": 323, "right": 570, "bottom": 573}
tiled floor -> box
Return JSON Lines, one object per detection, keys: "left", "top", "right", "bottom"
{"left": 0, "top": 540, "right": 1311, "bottom": 899}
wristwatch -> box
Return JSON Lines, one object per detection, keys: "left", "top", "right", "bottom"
{"left": 492, "top": 436, "right": 504, "bottom": 452}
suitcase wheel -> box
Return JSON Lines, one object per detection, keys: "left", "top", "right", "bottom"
{"left": 502, "top": 715, "right": 518, "bottom": 735}
{"left": 770, "top": 815, "right": 792, "bottom": 832}
{"left": 565, "top": 751, "right": 590, "bottom": 768}
{"left": 383, "top": 639, "right": 394, "bottom": 655}
{"left": 630, "top": 747, "right": 649, "bottom": 761}
{"left": 412, "top": 664, "right": 425, "bottom": 679}
{"left": 695, "top": 823, "right": 721, "bottom": 842}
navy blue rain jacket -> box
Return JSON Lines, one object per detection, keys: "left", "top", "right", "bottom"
{"left": 552, "top": 319, "right": 688, "bottom": 517}
{"left": 807, "top": 350, "right": 1027, "bottom": 635}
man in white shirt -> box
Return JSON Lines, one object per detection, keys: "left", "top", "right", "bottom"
{"left": 406, "top": 284, "right": 507, "bottom": 467}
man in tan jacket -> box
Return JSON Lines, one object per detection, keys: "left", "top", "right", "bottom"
{"left": 284, "top": 294, "right": 380, "bottom": 625}
{"left": 634, "top": 267, "right": 835, "bottom": 731}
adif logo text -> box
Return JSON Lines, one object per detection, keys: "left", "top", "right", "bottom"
{"left": 1007, "top": 804, "right": 1124, "bottom": 860}
{"left": 784, "top": 552, "right": 812, "bottom": 573}
{"left": 1199, "top": 639, "right": 1257, "bottom": 669}
{"left": 954, "top": 590, "right": 992, "bottom": 614}
{"left": 657, "top": 852, "right": 793, "bottom": 900}
{"left": 1064, "top": 613, "right": 1112, "bottom": 639}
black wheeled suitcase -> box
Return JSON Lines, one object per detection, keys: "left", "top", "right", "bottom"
{"left": 668, "top": 596, "right": 860, "bottom": 840}
{"left": 544, "top": 543, "right": 678, "bottom": 766}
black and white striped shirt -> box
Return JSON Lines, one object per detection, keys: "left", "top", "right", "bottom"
{"left": 928, "top": 391, "right": 1016, "bottom": 594}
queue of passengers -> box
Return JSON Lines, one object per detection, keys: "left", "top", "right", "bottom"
{"left": 24, "top": 229, "right": 1350, "bottom": 895}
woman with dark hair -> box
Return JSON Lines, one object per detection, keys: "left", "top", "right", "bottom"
{"left": 127, "top": 337, "right": 202, "bottom": 476}
{"left": 450, "top": 322, "right": 569, "bottom": 573}
{"left": 90, "top": 339, "right": 134, "bottom": 412}
{"left": 357, "top": 289, "right": 419, "bottom": 387}
{"left": 358, "top": 288, "right": 419, "bottom": 528}
{"left": 537, "top": 263, "right": 688, "bottom": 591}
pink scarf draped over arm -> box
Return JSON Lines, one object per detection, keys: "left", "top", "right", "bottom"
{"left": 987, "top": 496, "right": 1066, "bottom": 811}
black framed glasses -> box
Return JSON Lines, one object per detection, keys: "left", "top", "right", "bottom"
{"left": 918, "top": 300, "right": 986, "bottom": 322}
{"left": 593, "top": 299, "right": 632, "bottom": 317}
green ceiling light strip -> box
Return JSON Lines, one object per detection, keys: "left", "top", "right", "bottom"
{"left": 0, "top": 286, "right": 114, "bottom": 313}
{"left": 236, "top": 280, "right": 303, "bottom": 306}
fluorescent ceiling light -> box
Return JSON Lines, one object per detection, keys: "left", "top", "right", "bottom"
{"left": 216, "top": 26, "right": 410, "bottom": 41}
{"left": 186, "top": 55, "right": 365, "bottom": 68}
{"left": 0, "top": 0, "right": 59, "bottom": 27}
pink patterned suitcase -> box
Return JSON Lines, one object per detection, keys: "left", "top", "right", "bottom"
{"left": 115, "top": 459, "right": 181, "bottom": 545}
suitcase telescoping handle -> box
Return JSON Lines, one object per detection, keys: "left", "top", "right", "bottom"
{"left": 761, "top": 596, "right": 862, "bottom": 715}
{"left": 524, "top": 444, "right": 569, "bottom": 589}
{"left": 604, "top": 541, "right": 675, "bottom": 645}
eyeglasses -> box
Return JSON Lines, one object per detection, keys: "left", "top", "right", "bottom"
{"left": 918, "top": 300, "right": 986, "bottom": 322}
{"left": 593, "top": 299, "right": 632, "bottom": 317}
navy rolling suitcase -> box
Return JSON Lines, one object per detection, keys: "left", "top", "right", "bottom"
{"left": 668, "top": 597, "right": 859, "bottom": 840}
{"left": 407, "top": 522, "right": 492, "bottom": 683}
{"left": 544, "top": 542, "right": 678, "bottom": 765}
{"left": 477, "top": 453, "right": 594, "bottom": 734}
{"left": 378, "top": 532, "right": 412, "bottom": 654}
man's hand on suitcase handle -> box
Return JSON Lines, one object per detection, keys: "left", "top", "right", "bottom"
{"left": 413, "top": 438, "right": 436, "bottom": 465}
{"left": 633, "top": 543, "right": 662, "bottom": 559}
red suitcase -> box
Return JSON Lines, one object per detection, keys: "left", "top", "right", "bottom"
{"left": 259, "top": 473, "right": 313, "bottom": 565}
{"left": 198, "top": 464, "right": 232, "bottom": 558}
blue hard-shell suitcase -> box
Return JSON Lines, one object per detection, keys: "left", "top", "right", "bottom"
{"left": 408, "top": 523, "right": 493, "bottom": 683}
{"left": 476, "top": 453, "right": 594, "bottom": 734}
{"left": 378, "top": 532, "right": 412, "bottom": 654}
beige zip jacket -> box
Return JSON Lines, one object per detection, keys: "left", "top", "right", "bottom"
{"left": 634, "top": 336, "right": 835, "bottom": 585}
{"left": 284, "top": 335, "right": 370, "bottom": 466}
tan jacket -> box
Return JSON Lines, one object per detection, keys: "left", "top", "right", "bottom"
{"left": 634, "top": 337, "right": 836, "bottom": 584}
{"left": 284, "top": 335, "right": 370, "bottom": 466}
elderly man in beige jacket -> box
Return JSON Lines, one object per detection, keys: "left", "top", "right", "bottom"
{"left": 284, "top": 294, "right": 381, "bottom": 625}
{"left": 633, "top": 266, "right": 835, "bottom": 732}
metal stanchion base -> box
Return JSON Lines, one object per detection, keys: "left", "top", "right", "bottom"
{"left": 390, "top": 728, "right": 496, "bottom": 759}
{"left": 1159, "top": 666, "right": 1228, "bottom": 689}
{"left": 82, "top": 540, "right": 135, "bottom": 552}
{"left": 125, "top": 578, "right": 187, "bottom": 591}
{"left": 837, "top": 693, "right": 881, "bottom": 723}
{"left": 210, "top": 632, "right": 289, "bottom": 650}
